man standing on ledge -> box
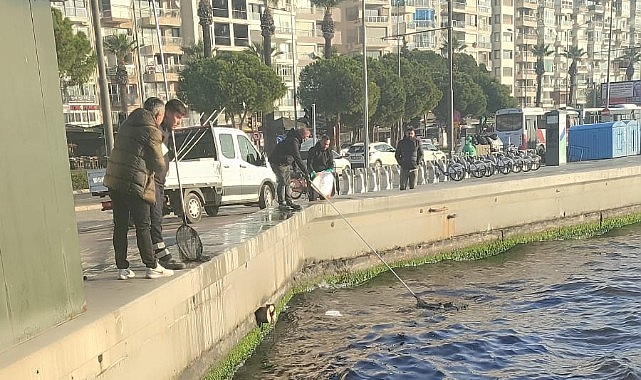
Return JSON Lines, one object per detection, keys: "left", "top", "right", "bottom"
{"left": 151, "top": 99, "right": 188, "bottom": 269}
{"left": 104, "top": 97, "right": 174, "bottom": 279}
{"left": 395, "top": 127, "right": 424, "bottom": 190}
{"left": 269, "top": 127, "right": 311, "bottom": 211}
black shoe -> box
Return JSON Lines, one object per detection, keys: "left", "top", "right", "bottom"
{"left": 159, "top": 256, "right": 186, "bottom": 270}
{"left": 287, "top": 202, "right": 302, "bottom": 211}
{"left": 278, "top": 203, "right": 292, "bottom": 211}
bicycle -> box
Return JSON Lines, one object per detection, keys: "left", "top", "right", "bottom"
{"left": 290, "top": 171, "right": 309, "bottom": 200}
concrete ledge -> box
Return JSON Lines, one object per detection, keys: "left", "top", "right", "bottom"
{"left": 2, "top": 162, "right": 641, "bottom": 379}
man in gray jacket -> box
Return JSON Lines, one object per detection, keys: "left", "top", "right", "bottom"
{"left": 104, "top": 97, "right": 174, "bottom": 280}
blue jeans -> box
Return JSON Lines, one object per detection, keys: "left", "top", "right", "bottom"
{"left": 110, "top": 189, "right": 157, "bottom": 269}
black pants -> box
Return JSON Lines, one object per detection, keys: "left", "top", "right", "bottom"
{"left": 110, "top": 189, "right": 156, "bottom": 269}
{"left": 400, "top": 168, "right": 418, "bottom": 190}
{"left": 150, "top": 182, "right": 169, "bottom": 259}
{"left": 271, "top": 164, "right": 293, "bottom": 204}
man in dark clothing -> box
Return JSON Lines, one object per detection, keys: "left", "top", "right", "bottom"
{"left": 149, "top": 99, "right": 188, "bottom": 270}
{"left": 104, "top": 97, "right": 173, "bottom": 280}
{"left": 269, "top": 127, "right": 311, "bottom": 211}
{"left": 306, "top": 135, "right": 334, "bottom": 201}
{"left": 395, "top": 127, "right": 424, "bottom": 190}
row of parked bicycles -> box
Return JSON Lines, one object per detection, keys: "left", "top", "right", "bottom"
{"left": 434, "top": 145, "right": 542, "bottom": 182}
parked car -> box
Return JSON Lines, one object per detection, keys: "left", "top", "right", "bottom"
{"left": 347, "top": 142, "right": 397, "bottom": 168}
{"left": 421, "top": 141, "right": 447, "bottom": 163}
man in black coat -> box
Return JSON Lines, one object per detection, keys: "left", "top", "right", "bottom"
{"left": 104, "top": 98, "right": 172, "bottom": 280}
{"left": 395, "top": 127, "right": 424, "bottom": 190}
{"left": 269, "top": 127, "right": 310, "bottom": 210}
{"left": 306, "top": 135, "right": 334, "bottom": 201}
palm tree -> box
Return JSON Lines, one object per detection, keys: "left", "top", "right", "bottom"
{"left": 531, "top": 43, "right": 553, "bottom": 107}
{"left": 104, "top": 34, "right": 136, "bottom": 119}
{"left": 260, "top": 0, "right": 279, "bottom": 67}
{"left": 181, "top": 42, "right": 205, "bottom": 64}
{"left": 197, "top": 0, "right": 213, "bottom": 58}
{"left": 615, "top": 47, "right": 641, "bottom": 81}
{"left": 310, "top": 0, "right": 344, "bottom": 59}
{"left": 440, "top": 36, "right": 467, "bottom": 57}
{"left": 244, "top": 42, "right": 283, "bottom": 63}
{"left": 562, "top": 46, "right": 586, "bottom": 107}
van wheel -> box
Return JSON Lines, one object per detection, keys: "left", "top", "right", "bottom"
{"left": 184, "top": 192, "right": 203, "bottom": 223}
{"left": 204, "top": 205, "right": 219, "bottom": 216}
{"left": 259, "top": 184, "right": 275, "bottom": 209}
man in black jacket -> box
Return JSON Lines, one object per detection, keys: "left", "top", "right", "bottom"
{"left": 306, "top": 135, "right": 334, "bottom": 201}
{"left": 269, "top": 127, "right": 310, "bottom": 211}
{"left": 395, "top": 127, "right": 424, "bottom": 190}
{"left": 149, "top": 99, "right": 188, "bottom": 270}
{"left": 104, "top": 98, "right": 172, "bottom": 280}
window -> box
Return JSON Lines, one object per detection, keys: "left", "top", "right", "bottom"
{"left": 237, "top": 135, "right": 260, "bottom": 165}
{"left": 214, "top": 23, "right": 231, "bottom": 46}
{"left": 503, "top": 50, "right": 513, "bottom": 59}
{"left": 219, "top": 134, "right": 236, "bottom": 159}
{"left": 173, "top": 128, "right": 217, "bottom": 160}
{"left": 212, "top": 0, "right": 228, "bottom": 17}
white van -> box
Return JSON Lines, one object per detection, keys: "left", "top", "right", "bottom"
{"left": 164, "top": 126, "right": 277, "bottom": 223}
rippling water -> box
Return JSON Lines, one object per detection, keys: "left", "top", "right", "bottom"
{"left": 235, "top": 224, "right": 641, "bottom": 379}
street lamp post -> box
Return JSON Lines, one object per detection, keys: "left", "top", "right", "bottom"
{"left": 89, "top": 0, "right": 115, "bottom": 153}
{"left": 605, "top": 0, "right": 615, "bottom": 109}
{"left": 447, "top": 0, "right": 454, "bottom": 156}
{"left": 362, "top": 0, "right": 370, "bottom": 172}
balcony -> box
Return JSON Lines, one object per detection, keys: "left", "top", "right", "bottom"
{"left": 518, "top": 14, "right": 536, "bottom": 27}
{"left": 139, "top": 37, "right": 183, "bottom": 55}
{"left": 141, "top": 9, "right": 181, "bottom": 28}
{"left": 414, "top": 20, "right": 435, "bottom": 29}
{"left": 101, "top": 4, "right": 131, "bottom": 28}
{"left": 516, "top": 0, "right": 537, "bottom": 9}
{"left": 365, "top": 16, "right": 389, "bottom": 24}
{"left": 143, "top": 64, "right": 184, "bottom": 83}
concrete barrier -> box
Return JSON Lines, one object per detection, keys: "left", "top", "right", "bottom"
{"left": 2, "top": 162, "right": 641, "bottom": 379}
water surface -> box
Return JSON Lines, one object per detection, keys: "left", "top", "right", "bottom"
{"left": 236, "top": 224, "right": 641, "bottom": 379}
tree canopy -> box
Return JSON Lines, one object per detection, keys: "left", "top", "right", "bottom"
{"left": 177, "top": 51, "right": 286, "bottom": 127}
{"left": 52, "top": 8, "right": 96, "bottom": 88}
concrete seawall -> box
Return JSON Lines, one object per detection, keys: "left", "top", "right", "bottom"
{"left": 1, "top": 160, "right": 641, "bottom": 379}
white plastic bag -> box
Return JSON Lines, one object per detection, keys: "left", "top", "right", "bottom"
{"left": 311, "top": 171, "right": 334, "bottom": 199}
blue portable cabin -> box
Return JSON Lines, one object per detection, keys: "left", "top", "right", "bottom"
{"left": 568, "top": 122, "right": 614, "bottom": 161}
{"left": 568, "top": 120, "right": 641, "bottom": 161}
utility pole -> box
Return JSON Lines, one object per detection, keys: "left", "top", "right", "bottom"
{"left": 90, "top": 0, "right": 115, "bottom": 153}
{"left": 448, "top": 0, "right": 454, "bottom": 156}
{"left": 362, "top": 0, "right": 370, "bottom": 171}
{"left": 605, "top": 0, "right": 615, "bottom": 109}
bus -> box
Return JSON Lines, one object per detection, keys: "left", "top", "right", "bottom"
{"left": 494, "top": 107, "right": 547, "bottom": 154}
{"left": 578, "top": 104, "right": 641, "bottom": 124}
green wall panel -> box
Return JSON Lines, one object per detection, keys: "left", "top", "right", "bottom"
{"left": 0, "top": 0, "right": 86, "bottom": 348}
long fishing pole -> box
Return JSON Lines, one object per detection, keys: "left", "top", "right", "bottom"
{"left": 306, "top": 180, "right": 456, "bottom": 310}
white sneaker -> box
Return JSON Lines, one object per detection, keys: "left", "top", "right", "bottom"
{"left": 145, "top": 263, "right": 174, "bottom": 279}
{"left": 117, "top": 268, "right": 136, "bottom": 280}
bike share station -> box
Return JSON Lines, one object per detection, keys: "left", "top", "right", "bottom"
{"left": 544, "top": 110, "right": 568, "bottom": 166}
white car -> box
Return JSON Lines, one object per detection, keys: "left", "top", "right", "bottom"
{"left": 421, "top": 141, "right": 447, "bottom": 163}
{"left": 347, "top": 142, "right": 397, "bottom": 168}
{"left": 300, "top": 148, "right": 351, "bottom": 174}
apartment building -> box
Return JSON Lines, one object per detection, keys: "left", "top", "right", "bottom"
{"left": 51, "top": 0, "right": 102, "bottom": 128}
{"left": 55, "top": 0, "right": 641, "bottom": 129}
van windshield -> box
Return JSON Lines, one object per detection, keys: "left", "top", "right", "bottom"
{"left": 173, "top": 127, "right": 217, "bottom": 160}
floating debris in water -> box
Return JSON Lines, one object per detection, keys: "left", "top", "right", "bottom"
{"left": 325, "top": 310, "right": 343, "bottom": 317}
